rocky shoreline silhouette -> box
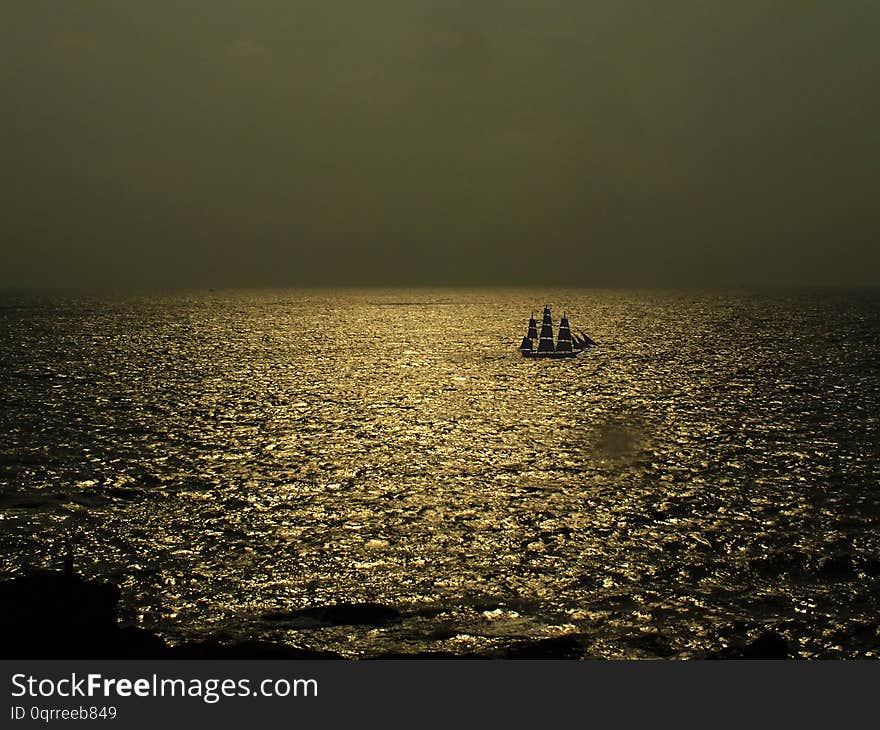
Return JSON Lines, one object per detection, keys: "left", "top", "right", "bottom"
{"left": 7, "top": 564, "right": 871, "bottom": 659}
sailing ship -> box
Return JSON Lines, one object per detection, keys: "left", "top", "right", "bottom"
{"left": 519, "top": 306, "right": 596, "bottom": 358}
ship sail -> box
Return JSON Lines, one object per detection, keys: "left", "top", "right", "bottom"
{"left": 580, "top": 331, "right": 597, "bottom": 347}
{"left": 520, "top": 312, "right": 539, "bottom": 352}
{"left": 527, "top": 314, "right": 538, "bottom": 340}
{"left": 556, "top": 314, "right": 573, "bottom": 352}
{"left": 537, "top": 306, "right": 555, "bottom": 352}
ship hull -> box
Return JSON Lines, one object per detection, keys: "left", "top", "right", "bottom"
{"left": 520, "top": 349, "right": 587, "bottom": 359}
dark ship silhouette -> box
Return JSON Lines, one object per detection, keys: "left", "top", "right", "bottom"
{"left": 519, "top": 306, "right": 596, "bottom": 358}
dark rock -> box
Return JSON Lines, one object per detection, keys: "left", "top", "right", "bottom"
{"left": 749, "top": 550, "right": 808, "bottom": 578}
{"left": 116, "top": 626, "right": 168, "bottom": 658}
{"left": 571, "top": 574, "right": 598, "bottom": 590}
{"left": 741, "top": 631, "right": 790, "bottom": 659}
{"left": 372, "top": 651, "right": 489, "bottom": 659}
{"left": 168, "top": 639, "right": 343, "bottom": 660}
{"left": 859, "top": 557, "right": 880, "bottom": 576}
{"left": 110, "top": 488, "right": 141, "bottom": 501}
{"left": 817, "top": 554, "right": 856, "bottom": 579}
{"left": 706, "top": 629, "right": 790, "bottom": 660}
{"left": 705, "top": 643, "right": 744, "bottom": 660}
{"left": 262, "top": 602, "right": 402, "bottom": 627}
{"left": 626, "top": 632, "right": 678, "bottom": 658}
{"left": 0, "top": 570, "right": 346, "bottom": 659}
{"left": 830, "top": 619, "right": 880, "bottom": 646}
{"left": 0, "top": 571, "right": 146, "bottom": 659}
{"left": 503, "top": 634, "right": 590, "bottom": 659}
{"left": 425, "top": 626, "right": 459, "bottom": 641}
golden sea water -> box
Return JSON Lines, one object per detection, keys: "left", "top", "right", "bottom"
{"left": 1, "top": 288, "right": 879, "bottom": 657}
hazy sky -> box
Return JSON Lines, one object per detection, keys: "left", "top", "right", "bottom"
{"left": 2, "top": 1, "right": 878, "bottom": 288}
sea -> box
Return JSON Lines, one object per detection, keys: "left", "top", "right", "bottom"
{"left": 1, "top": 288, "right": 878, "bottom": 658}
